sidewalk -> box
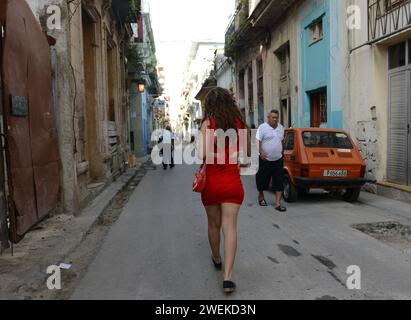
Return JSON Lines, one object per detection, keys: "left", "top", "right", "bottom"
{"left": 0, "top": 167, "right": 139, "bottom": 300}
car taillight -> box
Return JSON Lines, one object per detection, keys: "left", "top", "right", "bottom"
{"left": 301, "top": 165, "right": 309, "bottom": 177}
{"left": 360, "top": 165, "right": 366, "bottom": 178}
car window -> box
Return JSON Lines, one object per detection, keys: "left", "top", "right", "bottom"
{"left": 302, "top": 131, "right": 353, "bottom": 149}
{"left": 284, "top": 132, "right": 295, "bottom": 151}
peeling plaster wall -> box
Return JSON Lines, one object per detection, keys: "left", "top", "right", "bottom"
{"left": 27, "top": 0, "right": 130, "bottom": 213}
{"left": 27, "top": 0, "right": 77, "bottom": 213}
{"left": 348, "top": 0, "right": 389, "bottom": 186}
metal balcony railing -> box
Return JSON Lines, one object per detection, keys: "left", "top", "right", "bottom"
{"left": 368, "top": 0, "right": 411, "bottom": 41}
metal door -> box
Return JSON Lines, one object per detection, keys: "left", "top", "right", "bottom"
{"left": 387, "top": 69, "right": 409, "bottom": 185}
{"left": 1, "top": 0, "right": 60, "bottom": 243}
{"left": 408, "top": 70, "right": 411, "bottom": 186}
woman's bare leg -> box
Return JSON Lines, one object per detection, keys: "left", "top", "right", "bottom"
{"left": 221, "top": 203, "right": 241, "bottom": 280}
{"left": 205, "top": 205, "right": 222, "bottom": 262}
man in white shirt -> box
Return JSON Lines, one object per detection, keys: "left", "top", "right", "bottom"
{"left": 161, "top": 126, "right": 175, "bottom": 170}
{"left": 256, "top": 110, "right": 286, "bottom": 212}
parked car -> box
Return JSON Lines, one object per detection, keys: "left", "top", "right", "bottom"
{"left": 282, "top": 128, "right": 367, "bottom": 203}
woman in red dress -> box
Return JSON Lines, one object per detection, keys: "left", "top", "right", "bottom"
{"left": 198, "top": 88, "right": 251, "bottom": 294}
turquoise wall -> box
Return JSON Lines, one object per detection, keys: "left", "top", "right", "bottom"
{"left": 299, "top": 0, "right": 343, "bottom": 129}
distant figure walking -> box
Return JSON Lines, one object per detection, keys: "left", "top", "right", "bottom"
{"left": 161, "top": 126, "right": 175, "bottom": 170}
{"left": 198, "top": 87, "right": 251, "bottom": 294}
{"left": 256, "top": 110, "right": 287, "bottom": 212}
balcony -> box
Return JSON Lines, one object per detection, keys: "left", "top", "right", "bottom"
{"left": 111, "top": 0, "right": 141, "bottom": 23}
{"left": 225, "top": 0, "right": 299, "bottom": 57}
{"left": 368, "top": 0, "right": 411, "bottom": 41}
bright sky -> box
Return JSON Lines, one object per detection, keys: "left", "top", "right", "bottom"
{"left": 147, "top": 0, "right": 235, "bottom": 112}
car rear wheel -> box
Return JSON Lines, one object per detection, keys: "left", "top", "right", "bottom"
{"left": 283, "top": 174, "right": 298, "bottom": 203}
{"left": 343, "top": 188, "right": 361, "bottom": 203}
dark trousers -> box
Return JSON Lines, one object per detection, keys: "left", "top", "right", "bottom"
{"left": 162, "top": 143, "right": 174, "bottom": 169}
{"left": 256, "top": 157, "right": 284, "bottom": 192}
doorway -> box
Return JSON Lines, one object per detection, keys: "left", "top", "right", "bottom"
{"left": 309, "top": 88, "right": 327, "bottom": 128}
{"left": 387, "top": 40, "right": 411, "bottom": 186}
{"left": 82, "top": 9, "right": 103, "bottom": 178}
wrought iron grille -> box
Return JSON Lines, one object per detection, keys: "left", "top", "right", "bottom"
{"left": 368, "top": 0, "right": 411, "bottom": 41}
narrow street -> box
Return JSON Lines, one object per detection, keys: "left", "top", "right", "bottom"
{"left": 70, "top": 157, "right": 411, "bottom": 300}
{"left": 3, "top": 0, "right": 411, "bottom": 304}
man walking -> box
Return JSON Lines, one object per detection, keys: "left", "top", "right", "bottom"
{"left": 161, "top": 126, "right": 175, "bottom": 170}
{"left": 256, "top": 110, "right": 286, "bottom": 212}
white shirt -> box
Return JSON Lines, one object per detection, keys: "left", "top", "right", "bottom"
{"left": 162, "top": 130, "right": 173, "bottom": 144}
{"left": 256, "top": 123, "right": 285, "bottom": 161}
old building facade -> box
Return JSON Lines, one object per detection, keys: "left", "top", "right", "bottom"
{"left": 181, "top": 40, "right": 223, "bottom": 137}
{"left": 225, "top": 0, "right": 411, "bottom": 200}
{"left": 26, "top": 0, "right": 139, "bottom": 214}
{"left": 349, "top": 0, "right": 411, "bottom": 198}
{"left": 129, "top": 9, "right": 161, "bottom": 157}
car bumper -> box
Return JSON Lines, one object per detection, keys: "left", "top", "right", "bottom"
{"left": 295, "top": 177, "right": 368, "bottom": 188}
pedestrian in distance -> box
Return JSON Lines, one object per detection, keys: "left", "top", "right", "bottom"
{"left": 161, "top": 126, "right": 175, "bottom": 170}
{"left": 256, "top": 109, "right": 287, "bottom": 212}
{"left": 198, "top": 87, "right": 251, "bottom": 294}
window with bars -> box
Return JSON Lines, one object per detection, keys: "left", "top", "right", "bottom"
{"left": 319, "top": 92, "right": 327, "bottom": 123}
{"left": 309, "top": 89, "right": 327, "bottom": 127}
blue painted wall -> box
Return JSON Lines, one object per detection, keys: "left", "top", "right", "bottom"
{"left": 129, "top": 83, "right": 149, "bottom": 156}
{"left": 299, "top": 0, "right": 344, "bottom": 129}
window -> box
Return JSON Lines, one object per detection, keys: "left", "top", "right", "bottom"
{"left": 284, "top": 132, "right": 295, "bottom": 151}
{"left": 257, "top": 59, "right": 264, "bottom": 115}
{"left": 319, "top": 92, "right": 327, "bottom": 123}
{"left": 275, "top": 44, "right": 290, "bottom": 79}
{"left": 279, "top": 50, "right": 287, "bottom": 78}
{"left": 389, "top": 42, "right": 406, "bottom": 69}
{"left": 309, "top": 19, "right": 323, "bottom": 44}
{"left": 302, "top": 131, "right": 353, "bottom": 149}
{"left": 248, "top": 66, "right": 254, "bottom": 111}
{"left": 409, "top": 40, "right": 411, "bottom": 65}
{"left": 239, "top": 70, "right": 245, "bottom": 100}
{"left": 130, "top": 132, "right": 135, "bottom": 151}
{"left": 281, "top": 99, "right": 288, "bottom": 127}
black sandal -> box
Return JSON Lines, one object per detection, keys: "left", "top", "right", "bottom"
{"left": 223, "top": 280, "right": 236, "bottom": 294}
{"left": 212, "top": 256, "right": 222, "bottom": 270}
{"left": 275, "top": 205, "right": 287, "bottom": 212}
{"left": 259, "top": 199, "right": 268, "bottom": 207}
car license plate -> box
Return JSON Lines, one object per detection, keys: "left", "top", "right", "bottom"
{"left": 324, "top": 170, "right": 348, "bottom": 177}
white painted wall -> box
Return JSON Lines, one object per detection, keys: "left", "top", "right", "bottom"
{"left": 347, "top": 0, "right": 389, "bottom": 184}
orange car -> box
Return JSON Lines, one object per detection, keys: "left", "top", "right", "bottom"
{"left": 282, "top": 128, "right": 367, "bottom": 203}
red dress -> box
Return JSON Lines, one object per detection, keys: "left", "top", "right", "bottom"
{"left": 201, "top": 118, "right": 245, "bottom": 206}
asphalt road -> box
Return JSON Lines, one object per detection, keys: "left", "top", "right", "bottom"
{"left": 71, "top": 162, "right": 411, "bottom": 300}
